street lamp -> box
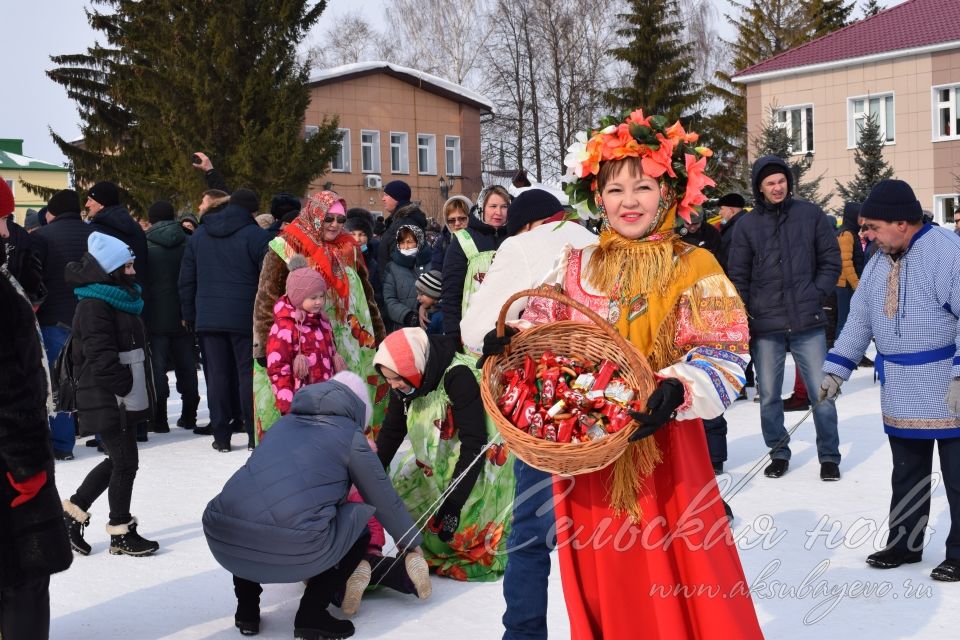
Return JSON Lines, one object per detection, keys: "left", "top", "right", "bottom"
{"left": 439, "top": 176, "right": 450, "bottom": 200}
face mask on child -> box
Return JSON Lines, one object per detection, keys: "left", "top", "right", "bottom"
{"left": 399, "top": 247, "right": 418, "bottom": 257}
{"left": 360, "top": 243, "right": 368, "bottom": 252}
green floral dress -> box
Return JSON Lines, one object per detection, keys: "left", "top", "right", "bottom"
{"left": 453, "top": 229, "right": 496, "bottom": 321}
{"left": 389, "top": 352, "right": 516, "bottom": 582}
{"left": 253, "top": 237, "right": 388, "bottom": 443}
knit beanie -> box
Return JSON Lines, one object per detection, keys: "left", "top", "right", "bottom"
{"left": 270, "top": 193, "right": 301, "bottom": 219}
{"left": 0, "top": 178, "right": 13, "bottom": 218}
{"left": 415, "top": 270, "right": 442, "bottom": 299}
{"left": 230, "top": 188, "right": 260, "bottom": 214}
{"left": 716, "top": 193, "right": 745, "bottom": 208}
{"left": 255, "top": 213, "right": 274, "bottom": 229}
{"left": 88, "top": 231, "right": 134, "bottom": 273}
{"left": 860, "top": 179, "right": 923, "bottom": 222}
{"left": 373, "top": 328, "right": 431, "bottom": 389}
{"left": 327, "top": 371, "right": 372, "bottom": 427}
{"left": 756, "top": 163, "right": 788, "bottom": 186}
{"left": 24, "top": 209, "right": 41, "bottom": 230}
{"left": 147, "top": 200, "right": 175, "bottom": 224}
{"left": 48, "top": 189, "right": 81, "bottom": 217}
{"left": 88, "top": 181, "right": 120, "bottom": 208}
{"left": 505, "top": 189, "right": 565, "bottom": 236}
{"left": 383, "top": 180, "right": 411, "bottom": 203}
{"left": 285, "top": 255, "right": 328, "bottom": 308}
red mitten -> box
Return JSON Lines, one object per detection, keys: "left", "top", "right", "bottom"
{"left": 7, "top": 470, "right": 47, "bottom": 508}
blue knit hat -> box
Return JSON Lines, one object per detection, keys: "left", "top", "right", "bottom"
{"left": 88, "top": 232, "right": 134, "bottom": 273}
{"left": 861, "top": 179, "right": 923, "bottom": 222}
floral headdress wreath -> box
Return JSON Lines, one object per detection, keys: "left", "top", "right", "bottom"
{"left": 562, "top": 109, "right": 715, "bottom": 225}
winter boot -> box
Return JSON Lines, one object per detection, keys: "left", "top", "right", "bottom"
{"left": 63, "top": 500, "right": 91, "bottom": 556}
{"left": 340, "top": 560, "right": 371, "bottom": 616}
{"left": 404, "top": 550, "right": 432, "bottom": 600}
{"left": 233, "top": 576, "right": 262, "bottom": 635}
{"left": 152, "top": 401, "right": 170, "bottom": 433}
{"left": 293, "top": 610, "right": 355, "bottom": 640}
{"left": 107, "top": 517, "right": 159, "bottom": 556}
{"left": 178, "top": 395, "right": 200, "bottom": 429}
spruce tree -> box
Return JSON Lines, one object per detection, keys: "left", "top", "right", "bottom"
{"left": 753, "top": 104, "right": 831, "bottom": 210}
{"left": 861, "top": 0, "right": 882, "bottom": 17}
{"left": 605, "top": 0, "right": 697, "bottom": 122}
{"left": 39, "top": 0, "right": 339, "bottom": 214}
{"left": 835, "top": 112, "right": 895, "bottom": 203}
{"left": 802, "top": 0, "right": 854, "bottom": 40}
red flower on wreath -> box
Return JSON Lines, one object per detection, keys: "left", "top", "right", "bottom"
{"left": 677, "top": 153, "right": 716, "bottom": 224}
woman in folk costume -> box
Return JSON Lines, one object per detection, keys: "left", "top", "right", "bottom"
{"left": 515, "top": 111, "right": 763, "bottom": 639}
{"left": 252, "top": 191, "right": 386, "bottom": 442}
{"left": 373, "top": 328, "right": 515, "bottom": 582}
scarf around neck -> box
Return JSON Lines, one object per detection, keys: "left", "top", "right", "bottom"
{"left": 75, "top": 283, "right": 144, "bottom": 315}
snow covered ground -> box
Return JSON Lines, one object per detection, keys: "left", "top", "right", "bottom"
{"left": 49, "top": 357, "right": 958, "bottom": 639}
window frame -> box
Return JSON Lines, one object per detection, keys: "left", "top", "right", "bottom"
{"left": 934, "top": 194, "right": 960, "bottom": 226}
{"left": 847, "top": 93, "right": 896, "bottom": 148}
{"left": 389, "top": 131, "right": 409, "bottom": 175}
{"left": 775, "top": 104, "right": 815, "bottom": 155}
{"left": 360, "top": 129, "right": 381, "bottom": 174}
{"left": 417, "top": 133, "right": 437, "bottom": 176}
{"left": 932, "top": 84, "right": 960, "bottom": 142}
{"left": 444, "top": 135, "right": 462, "bottom": 176}
{"left": 330, "top": 128, "right": 351, "bottom": 173}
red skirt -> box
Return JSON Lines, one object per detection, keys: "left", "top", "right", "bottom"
{"left": 553, "top": 418, "right": 764, "bottom": 639}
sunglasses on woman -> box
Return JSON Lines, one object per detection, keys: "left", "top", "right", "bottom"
{"left": 446, "top": 216, "right": 469, "bottom": 225}
{"left": 324, "top": 214, "right": 347, "bottom": 224}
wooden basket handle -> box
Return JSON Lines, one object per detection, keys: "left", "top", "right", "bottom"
{"left": 495, "top": 286, "right": 646, "bottom": 374}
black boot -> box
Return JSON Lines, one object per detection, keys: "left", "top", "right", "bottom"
{"left": 152, "top": 401, "right": 170, "bottom": 433}
{"left": 63, "top": 500, "right": 91, "bottom": 556}
{"left": 107, "top": 517, "right": 159, "bottom": 556}
{"left": 293, "top": 609, "right": 354, "bottom": 640}
{"left": 233, "top": 576, "right": 261, "bottom": 635}
{"left": 866, "top": 547, "right": 922, "bottom": 569}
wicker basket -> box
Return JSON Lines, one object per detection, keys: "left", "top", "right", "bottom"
{"left": 480, "top": 286, "right": 656, "bottom": 476}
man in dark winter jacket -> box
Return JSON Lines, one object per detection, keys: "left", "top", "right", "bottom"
{"left": 179, "top": 190, "right": 270, "bottom": 452}
{"left": 0, "top": 179, "right": 44, "bottom": 306}
{"left": 34, "top": 189, "right": 94, "bottom": 459}
{"left": 85, "top": 181, "right": 149, "bottom": 290}
{"left": 0, "top": 235, "right": 73, "bottom": 638}
{"left": 677, "top": 209, "right": 722, "bottom": 254}
{"left": 715, "top": 192, "right": 747, "bottom": 273}
{"left": 728, "top": 155, "right": 842, "bottom": 481}
{"left": 144, "top": 201, "right": 199, "bottom": 433}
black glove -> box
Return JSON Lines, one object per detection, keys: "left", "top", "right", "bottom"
{"left": 404, "top": 311, "right": 419, "bottom": 328}
{"left": 255, "top": 356, "right": 267, "bottom": 369}
{"left": 427, "top": 499, "right": 462, "bottom": 543}
{"left": 628, "top": 378, "right": 685, "bottom": 441}
{"left": 476, "top": 326, "right": 518, "bottom": 369}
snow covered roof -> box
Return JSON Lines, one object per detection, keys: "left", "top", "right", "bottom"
{"left": 0, "top": 149, "right": 67, "bottom": 172}
{"left": 308, "top": 61, "right": 494, "bottom": 113}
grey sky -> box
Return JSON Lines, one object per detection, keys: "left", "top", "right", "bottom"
{"left": 2, "top": 0, "right": 893, "bottom": 167}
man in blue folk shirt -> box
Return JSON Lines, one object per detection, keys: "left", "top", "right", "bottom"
{"left": 820, "top": 179, "right": 960, "bottom": 582}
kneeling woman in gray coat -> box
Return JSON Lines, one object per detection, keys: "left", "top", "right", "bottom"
{"left": 203, "top": 371, "right": 424, "bottom": 640}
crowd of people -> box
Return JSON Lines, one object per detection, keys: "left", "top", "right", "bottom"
{"left": 2, "top": 104, "right": 960, "bottom": 640}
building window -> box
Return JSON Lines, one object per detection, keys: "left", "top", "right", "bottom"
{"left": 848, "top": 94, "right": 895, "bottom": 147}
{"left": 3, "top": 179, "right": 12, "bottom": 195}
{"left": 934, "top": 85, "right": 960, "bottom": 140}
{"left": 390, "top": 132, "right": 409, "bottom": 174}
{"left": 304, "top": 125, "right": 319, "bottom": 140}
{"left": 417, "top": 134, "right": 437, "bottom": 175}
{"left": 444, "top": 136, "right": 461, "bottom": 176}
{"left": 935, "top": 194, "right": 960, "bottom": 226}
{"left": 331, "top": 129, "right": 350, "bottom": 173}
{"left": 775, "top": 105, "right": 814, "bottom": 154}
{"left": 360, "top": 130, "right": 381, "bottom": 174}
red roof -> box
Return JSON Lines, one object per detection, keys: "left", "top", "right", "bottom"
{"left": 734, "top": 0, "right": 960, "bottom": 80}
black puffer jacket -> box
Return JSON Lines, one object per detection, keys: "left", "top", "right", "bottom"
{"left": 34, "top": 211, "right": 93, "bottom": 327}
{"left": 440, "top": 214, "right": 509, "bottom": 335}
{"left": 375, "top": 334, "right": 487, "bottom": 510}
{"left": 2, "top": 219, "right": 45, "bottom": 305}
{"left": 0, "top": 262, "right": 73, "bottom": 588}
{"left": 727, "top": 156, "right": 841, "bottom": 336}
{"left": 144, "top": 220, "right": 188, "bottom": 335}
{"left": 66, "top": 255, "right": 155, "bottom": 432}
{"left": 90, "top": 204, "right": 149, "bottom": 291}
{"left": 716, "top": 208, "right": 747, "bottom": 274}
